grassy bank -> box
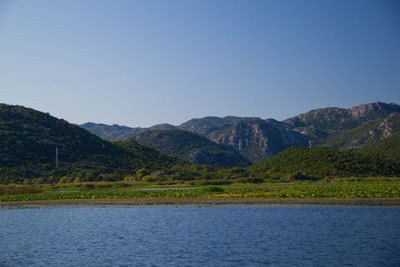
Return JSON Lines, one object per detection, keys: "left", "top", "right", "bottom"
{"left": 1, "top": 183, "right": 399, "bottom": 203}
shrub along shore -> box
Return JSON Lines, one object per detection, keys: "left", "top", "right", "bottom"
{"left": 1, "top": 181, "right": 399, "bottom": 205}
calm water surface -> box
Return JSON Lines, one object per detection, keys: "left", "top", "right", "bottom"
{"left": 1, "top": 206, "right": 400, "bottom": 266}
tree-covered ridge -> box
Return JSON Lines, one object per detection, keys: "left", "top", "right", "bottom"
{"left": 134, "top": 129, "right": 251, "bottom": 167}
{"left": 0, "top": 104, "right": 177, "bottom": 183}
{"left": 247, "top": 147, "right": 400, "bottom": 179}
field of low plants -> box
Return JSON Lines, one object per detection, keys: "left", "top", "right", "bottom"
{"left": 0, "top": 184, "right": 399, "bottom": 202}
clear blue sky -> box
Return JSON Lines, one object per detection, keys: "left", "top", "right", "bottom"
{"left": 1, "top": 0, "right": 399, "bottom": 127}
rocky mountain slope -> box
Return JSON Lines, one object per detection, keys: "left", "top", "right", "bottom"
{"left": 209, "top": 118, "right": 308, "bottom": 163}
{"left": 179, "top": 116, "right": 242, "bottom": 138}
{"left": 134, "top": 129, "right": 251, "bottom": 167}
{"left": 155, "top": 117, "right": 307, "bottom": 163}
{"left": 82, "top": 116, "right": 308, "bottom": 163}
{"left": 82, "top": 101, "right": 400, "bottom": 164}
{"left": 320, "top": 113, "right": 400, "bottom": 150}
{"left": 284, "top": 102, "right": 400, "bottom": 145}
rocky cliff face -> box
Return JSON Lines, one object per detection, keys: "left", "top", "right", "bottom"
{"left": 211, "top": 118, "right": 308, "bottom": 163}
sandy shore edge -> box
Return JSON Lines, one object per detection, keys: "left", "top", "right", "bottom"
{"left": 1, "top": 198, "right": 400, "bottom": 208}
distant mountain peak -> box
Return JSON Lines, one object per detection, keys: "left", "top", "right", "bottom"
{"left": 350, "top": 102, "right": 400, "bottom": 119}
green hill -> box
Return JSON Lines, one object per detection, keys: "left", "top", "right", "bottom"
{"left": 247, "top": 147, "right": 400, "bottom": 179}
{"left": 134, "top": 129, "right": 251, "bottom": 167}
{"left": 0, "top": 104, "right": 177, "bottom": 183}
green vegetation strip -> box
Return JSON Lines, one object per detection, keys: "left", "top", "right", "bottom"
{"left": 1, "top": 184, "right": 400, "bottom": 202}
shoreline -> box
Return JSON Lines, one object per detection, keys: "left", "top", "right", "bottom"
{"left": 1, "top": 198, "right": 400, "bottom": 208}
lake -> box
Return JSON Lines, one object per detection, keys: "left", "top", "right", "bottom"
{"left": 1, "top": 206, "right": 399, "bottom": 266}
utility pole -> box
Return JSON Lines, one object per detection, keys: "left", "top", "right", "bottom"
{"left": 56, "top": 146, "right": 59, "bottom": 167}
{"left": 332, "top": 166, "right": 335, "bottom": 183}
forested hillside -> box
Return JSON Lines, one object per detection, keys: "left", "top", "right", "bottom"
{"left": 0, "top": 104, "right": 177, "bottom": 183}
{"left": 247, "top": 147, "right": 400, "bottom": 179}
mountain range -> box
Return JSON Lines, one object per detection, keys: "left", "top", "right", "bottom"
{"left": 81, "top": 102, "right": 400, "bottom": 164}
{"left": 1, "top": 101, "right": 400, "bottom": 184}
